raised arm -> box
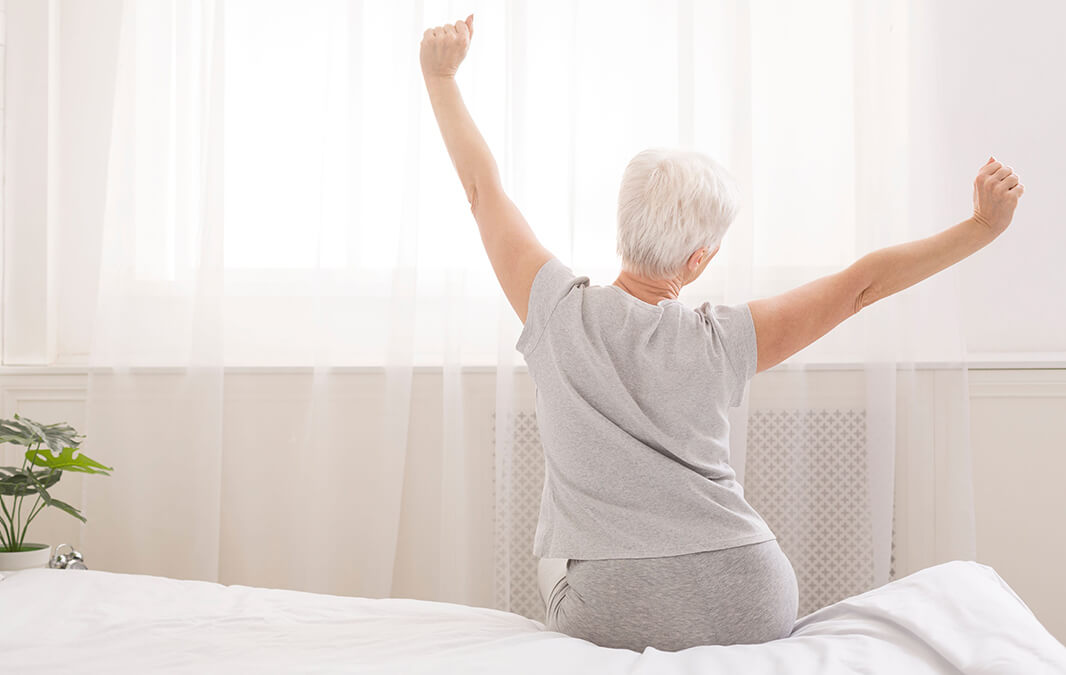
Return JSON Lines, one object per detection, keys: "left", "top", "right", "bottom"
{"left": 420, "top": 15, "right": 552, "bottom": 323}
{"left": 748, "top": 157, "right": 1025, "bottom": 373}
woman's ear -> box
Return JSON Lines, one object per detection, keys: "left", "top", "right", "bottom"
{"left": 687, "top": 247, "right": 707, "bottom": 271}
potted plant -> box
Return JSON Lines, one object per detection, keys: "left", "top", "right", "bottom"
{"left": 0, "top": 414, "right": 112, "bottom": 571}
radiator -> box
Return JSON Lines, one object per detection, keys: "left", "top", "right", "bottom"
{"left": 493, "top": 409, "right": 896, "bottom": 623}
{"left": 745, "top": 409, "right": 897, "bottom": 618}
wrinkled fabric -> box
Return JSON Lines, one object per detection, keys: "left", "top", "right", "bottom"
{"left": 0, "top": 561, "right": 1063, "bottom": 673}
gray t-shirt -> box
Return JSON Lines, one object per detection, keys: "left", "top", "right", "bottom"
{"left": 516, "top": 257, "right": 776, "bottom": 560}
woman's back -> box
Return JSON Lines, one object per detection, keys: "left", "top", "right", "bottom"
{"left": 517, "top": 257, "right": 776, "bottom": 561}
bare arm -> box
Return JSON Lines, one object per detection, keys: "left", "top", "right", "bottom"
{"left": 749, "top": 157, "right": 1025, "bottom": 373}
{"left": 420, "top": 15, "right": 552, "bottom": 322}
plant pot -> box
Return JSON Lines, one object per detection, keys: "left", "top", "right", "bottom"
{"left": 0, "top": 544, "right": 52, "bottom": 572}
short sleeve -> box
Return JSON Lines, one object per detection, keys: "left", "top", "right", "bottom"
{"left": 515, "top": 258, "right": 589, "bottom": 356}
{"left": 697, "top": 302, "right": 758, "bottom": 406}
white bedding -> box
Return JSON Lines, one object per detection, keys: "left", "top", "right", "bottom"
{"left": 0, "top": 560, "right": 1063, "bottom": 674}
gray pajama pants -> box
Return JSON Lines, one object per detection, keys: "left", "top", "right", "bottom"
{"left": 542, "top": 539, "right": 798, "bottom": 652}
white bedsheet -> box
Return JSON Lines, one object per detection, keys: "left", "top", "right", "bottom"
{"left": 0, "top": 560, "right": 1063, "bottom": 674}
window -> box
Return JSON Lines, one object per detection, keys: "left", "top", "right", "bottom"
{"left": 11, "top": 0, "right": 877, "bottom": 367}
{"left": 133, "top": 1, "right": 861, "bottom": 287}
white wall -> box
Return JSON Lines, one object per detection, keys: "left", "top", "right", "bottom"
{"left": 968, "top": 370, "right": 1066, "bottom": 644}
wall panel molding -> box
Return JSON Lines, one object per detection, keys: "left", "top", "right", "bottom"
{"left": 0, "top": 372, "right": 88, "bottom": 414}
{"left": 969, "top": 369, "right": 1066, "bottom": 399}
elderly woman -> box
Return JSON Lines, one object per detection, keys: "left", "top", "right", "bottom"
{"left": 420, "top": 16, "right": 1024, "bottom": 652}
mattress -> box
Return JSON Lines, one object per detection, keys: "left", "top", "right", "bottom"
{"left": 0, "top": 560, "right": 1063, "bottom": 674}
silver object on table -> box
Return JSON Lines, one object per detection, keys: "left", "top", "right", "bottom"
{"left": 49, "top": 543, "right": 88, "bottom": 570}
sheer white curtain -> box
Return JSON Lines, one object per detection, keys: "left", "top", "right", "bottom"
{"left": 79, "top": 0, "right": 974, "bottom": 613}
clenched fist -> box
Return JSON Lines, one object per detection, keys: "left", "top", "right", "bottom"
{"left": 972, "top": 156, "right": 1024, "bottom": 236}
{"left": 420, "top": 14, "right": 474, "bottom": 80}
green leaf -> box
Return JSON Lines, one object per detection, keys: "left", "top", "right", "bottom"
{"left": 24, "top": 471, "right": 55, "bottom": 507}
{"left": 25, "top": 447, "right": 112, "bottom": 475}
{"left": 35, "top": 469, "right": 62, "bottom": 489}
{"left": 0, "top": 415, "right": 83, "bottom": 453}
{"left": 38, "top": 422, "right": 81, "bottom": 454}
{"left": 0, "top": 467, "right": 58, "bottom": 482}
{"left": 1, "top": 468, "right": 84, "bottom": 528}
{"left": 16, "top": 415, "right": 48, "bottom": 439}
{"left": 0, "top": 468, "right": 60, "bottom": 495}
{"left": 0, "top": 470, "right": 32, "bottom": 496}
{"left": 46, "top": 497, "right": 86, "bottom": 523}
{"left": 0, "top": 424, "right": 37, "bottom": 447}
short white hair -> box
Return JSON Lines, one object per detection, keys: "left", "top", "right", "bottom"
{"left": 616, "top": 147, "right": 740, "bottom": 279}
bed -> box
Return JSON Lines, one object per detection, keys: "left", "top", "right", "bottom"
{"left": 0, "top": 560, "right": 1063, "bottom": 674}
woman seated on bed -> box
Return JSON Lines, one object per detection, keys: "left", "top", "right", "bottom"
{"left": 419, "top": 15, "right": 1024, "bottom": 653}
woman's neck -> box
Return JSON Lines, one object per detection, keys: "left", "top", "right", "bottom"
{"left": 612, "top": 268, "right": 684, "bottom": 305}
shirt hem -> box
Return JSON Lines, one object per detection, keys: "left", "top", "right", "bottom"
{"left": 534, "top": 530, "right": 778, "bottom": 561}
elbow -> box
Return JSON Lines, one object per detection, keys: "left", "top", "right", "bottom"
{"left": 466, "top": 176, "right": 500, "bottom": 215}
{"left": 847, "top": 257, "right": 877, "bottom": 315}
{"left": 467, "top": 167, "right": 503, "bottom": 214}
{"left": 466, "top": 183, "right": 479, "bottom": 214}
{"left": 853, "top": 288, "right": 868, "bottom": 315}
{"left": 854, "top": 284, "right": 883, "bottom": 314}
